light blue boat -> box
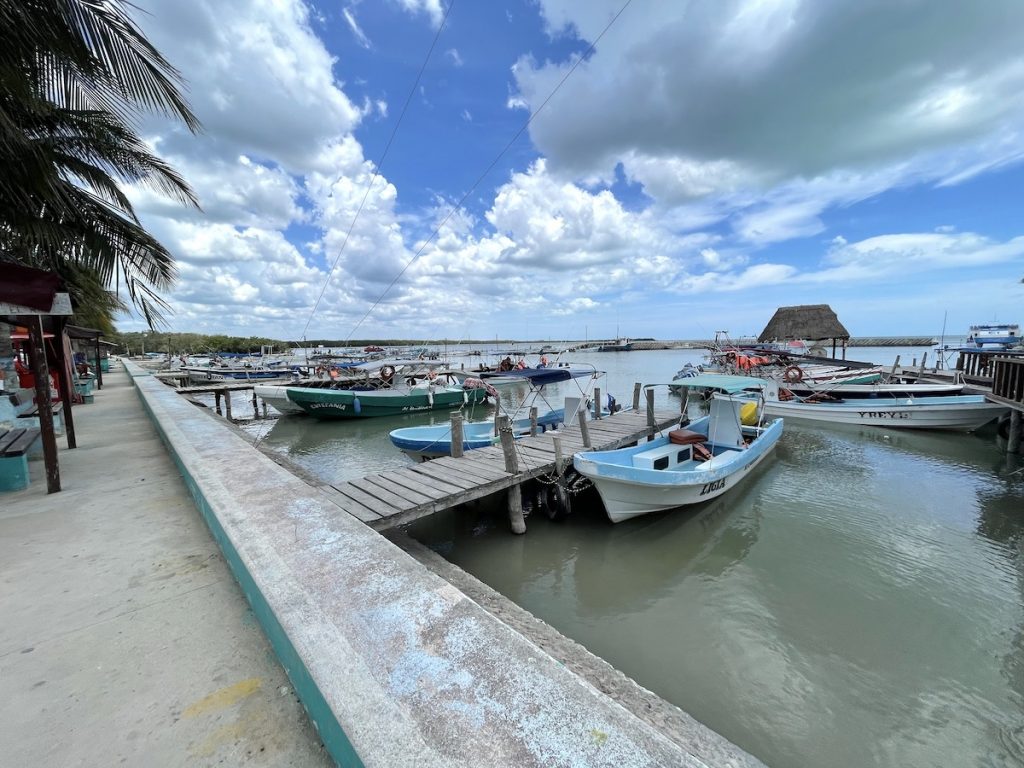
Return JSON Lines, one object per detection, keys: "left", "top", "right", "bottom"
{"left": 389, "top": 409, "right": 566, "bottom": 460}
{"left": 575, "top": 379, "right": 783, "bottom": 523}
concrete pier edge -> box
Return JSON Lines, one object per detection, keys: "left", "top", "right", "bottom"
{"left": 123, "top": 360, "right": 762, "bottom": 768}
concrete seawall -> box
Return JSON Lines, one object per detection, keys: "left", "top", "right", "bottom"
{"left": 124, "top": 360, "right": 765, "bottom": 767}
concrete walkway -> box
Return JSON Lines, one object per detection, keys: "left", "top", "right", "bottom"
{"left": 0, "top": 367, "right": 331, "bottom": 767}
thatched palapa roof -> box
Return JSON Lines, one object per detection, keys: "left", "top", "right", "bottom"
{"left": 758, "top": 304, "right": 850, "bottom": 342}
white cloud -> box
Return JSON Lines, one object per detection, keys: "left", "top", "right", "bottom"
{"left": 342, "top": 7, "right": 372, "bottom": 49}
{"left": 392, "top": 0, "right": 444, "bottom": 27}
{"left": 514, "top": 1, "right": 1024, "bottom": 191}
{"left": 446, "top": 48, "right": 463, "bottom": 67}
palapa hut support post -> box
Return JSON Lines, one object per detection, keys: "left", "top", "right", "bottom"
{"left": 758, "top": 304, "right": 852, "bottom": 359}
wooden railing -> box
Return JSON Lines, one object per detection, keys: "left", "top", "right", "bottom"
{"left": 992, "top": 357, "right": 1024, "bottom": 405}
{"left": 957, "top": 350, "right": 999, "bottom": 380}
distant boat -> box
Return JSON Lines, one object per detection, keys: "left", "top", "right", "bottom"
{"left": 574, "top": 389, "right": 783, "bottom": 523}
{"left": 597, "top": 338, "right": 632, "bottom": 352}
{"left": 966, "top": 323, "right": 1020, "bottom": 350}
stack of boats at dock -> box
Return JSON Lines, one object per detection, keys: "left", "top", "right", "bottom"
{"left": 670, "top": 349, "right": 1008, "bottom": 431}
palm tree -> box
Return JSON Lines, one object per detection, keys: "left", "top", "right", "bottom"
{"left": 1, "top": 0, "right": 200, "bottom": 388}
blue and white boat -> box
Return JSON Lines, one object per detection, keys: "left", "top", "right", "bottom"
{"left": 575, "top": 381, "right": 783, "bottom": 523}
{"left": 966, "top": 323, "right": 1020, "bottom": 350}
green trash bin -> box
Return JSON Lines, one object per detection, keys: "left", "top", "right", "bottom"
{"left": 100, "top": 358, "right": 110, "bottom": 372}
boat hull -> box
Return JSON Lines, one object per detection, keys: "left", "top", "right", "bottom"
{"left": 253, "top": 384, "right": 307, "bottom": 415}
{"left": 284, "top": 385, "right": 489, "bottom": 419}
{"left": 762, "top": 395, "right": 1006, "bottom": 431}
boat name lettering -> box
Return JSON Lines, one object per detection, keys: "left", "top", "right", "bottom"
{"left": 699, "top": 479, "right": 726, "bottom": 496}
{"left": 856, "top": 410, "right": 910, "bottom": 419}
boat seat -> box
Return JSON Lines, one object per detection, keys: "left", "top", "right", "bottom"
{"left": 668, "top": 429, "right": 708, "bottom": 445}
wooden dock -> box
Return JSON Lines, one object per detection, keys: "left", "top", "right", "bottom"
{"left": 315, "top": 407, "right": 681, "bottom": 531}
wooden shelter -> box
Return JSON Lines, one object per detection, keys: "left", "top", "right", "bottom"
{"left": 758, "top": 304, "right": 851, "bottom": 358}
{"left": 1, "top": 264, "right": 77, "bottom": 493}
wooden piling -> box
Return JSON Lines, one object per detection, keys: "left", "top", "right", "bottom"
{"left": 252, "top": 391, "right": 259, "bottom": 419}
{"left": 917, "top": 352, "right": 927, "bottom": 380}
{"left": 593, "top": 387, "right": 602, "bottom": 419}
{"left": 632, "top": 382, "right": 642, "bottom": 410}
{"left": 262, "top": 400, "right": 268, "bottom": 418}
{"left": 553, "top": 435, "right": 564, "bottom": 475}
{"left": 646, "top": 388, "right": 656, "bottom": 436}
{"left": 493, "top": 392, "right": 500, "bottom": 437}
{"left": 214, "top": 391, "right": 222, "bottom": 415}
{"left": 497, "top": 416, "right": 526, "bottom": 534}
{"left": 1009, "top": 411, "right": 1022, "bottom": 454}
{"left": 577, "top": 408, "right": 591, "bottom": 449}
{"left": 529, "top": 406, "right": 538, "bottom": 436}
{"left": 223, "top": 390, "right": 232, "bottom": 421}
{"left": 450, "top": 414, "right": 464, "bottom": 459}
{"left": 888, "top": 355, "right": 901, "bottom": 380}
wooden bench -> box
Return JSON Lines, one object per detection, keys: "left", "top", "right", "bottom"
{"left": 0, "top": 427, "right": 43, "bottom": 491}
{"left": 12, "top": 393, "right": 65, "bottom": 434}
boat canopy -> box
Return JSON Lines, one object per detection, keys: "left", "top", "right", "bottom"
{"left": 662, "top": 373, "right": 767, "bottom": 394}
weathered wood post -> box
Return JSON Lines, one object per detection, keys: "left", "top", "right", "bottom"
{"left": 27, "top": 316, "right": 60, "bottom": 493}
{"left": 252, "top": 390, "right": 259, "bottom": 419}
{"left": 529, "top": 406, "right": 538, "bottom": 436}
{"left": 450, "top": 413, "right": 464, "bottom": 459}
{"left": 632, "top": 382, "right": 642, "bottom": 410}
{"left": 493, "top": 392, "right": 501, "bottom": 437}
{"left": 679, "top": 387, "right": 690, "bottom": 422}
{"left": 262, "top": 400, "right": 269, "bottom": 418}
{"left": 917, "top": 352, "right": 927, "bottom": 380}
{"left": 498, "top": 415, "right": 526, "bottom": 534}
{"left": 646, "top": 387, "right": 656, "bottom": 438}
{"left": 214, "top": 391, "right": 222, "bottom": 415}
{"left": 553, "top": 435, "right": 564, "bottom": 475}
{"left": 593, "top": 387, "right": 602, "bottom": 419}
{"left": 577, "top": 408, "right": 591, "bottom": 449}
{"left": 223, "top": 389, "right": 233, "bottom": 421}
{"left": 888, "top": 355, "right": 901, "bottom": 380}
{"left": 1008, "top": 410, "right": 1022, "bottom": 455}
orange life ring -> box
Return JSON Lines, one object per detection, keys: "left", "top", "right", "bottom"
{"left": 783, "top": 365, "right": 803, "bottom": 383}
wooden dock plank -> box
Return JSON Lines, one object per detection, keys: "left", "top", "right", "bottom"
{"left": 316, "top": 485, "right": 382, "bottom": 523}
{"left": 347, "top": 476, "right": 421, "bottom": 511}
{"left": 388, "top": 466, "right": 461, "bottom": 496}
{"left": 361, "top": 474, "right": 436, "bottom": 506}
{"left": 378, "top": 470, "right": 451, "bottom": 501}
{"left": 408, "top": 461, "right": 483, "bottom": 490}
{"left": 330, "top": 482, "right": 399, "bottom": 518}
{"left": 439, "top": 454, "right": 512, "bottom": 478}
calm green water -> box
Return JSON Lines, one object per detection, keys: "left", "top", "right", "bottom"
{"left": 244, "top": 348, "right": 1024, "bottom": 768}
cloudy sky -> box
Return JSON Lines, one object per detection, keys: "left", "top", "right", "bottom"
{"left": 121, "top": 0, "right": 1024, "bottom": 342}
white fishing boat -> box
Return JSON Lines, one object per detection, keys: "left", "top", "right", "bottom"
{"left": 574, "top": 382, "right": 783, "bottom": 523}
{"left": 759, "top": 380, "right": 1006, "bottom": 431}
{"left": 784, "top": 379, "right": 964, "bottom": 399}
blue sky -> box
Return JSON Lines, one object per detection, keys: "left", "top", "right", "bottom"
{"left": 123, "top": 0, "right": 1024, "bottom": 341}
